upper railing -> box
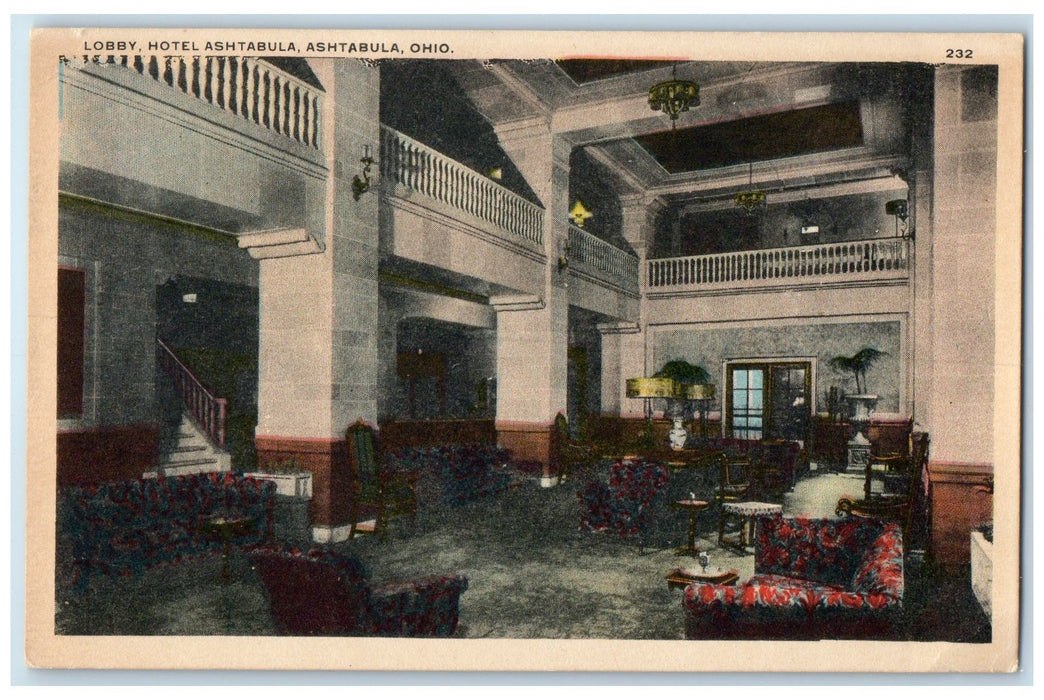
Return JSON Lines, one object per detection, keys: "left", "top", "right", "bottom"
{"left": 157, "top": 338, "right": 228, "bottom": 450}
{"left": 78, "top": 55, "right": 322, "bottom": 150}
{"left": 380, "top": 126, "right": 544, "bottom": 247}
{"left": 567, "top": 225, "right": 640, "bottom": 293}
{"left": 647, "top": 237, "right": 910, "bottom": 292}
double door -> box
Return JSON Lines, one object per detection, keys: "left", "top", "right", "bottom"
{"left": 726, "top": 361, "right": 811, "bottom": 445}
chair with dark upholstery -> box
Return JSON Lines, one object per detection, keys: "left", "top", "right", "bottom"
{"left": 345, "top": 420, "right": 420, "bottom": 541}
{"left": 553, "top": 412, "right": 599, "bottom": 484}
{"left": 685, "top": 515, "right": 904, "bottom": 639}
{"left": 248, "top": 545, "right": 468, "bottom": 637}
{"left": 577, "top": 458, "right": 669, "bottom": 552}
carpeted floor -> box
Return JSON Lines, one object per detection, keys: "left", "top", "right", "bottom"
{"left": 54, "top": 468, "right": 990, "bottom": 641}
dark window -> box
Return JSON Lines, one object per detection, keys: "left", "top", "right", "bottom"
{"left": 58, "top": 267, "right": 86, "bottom": 418}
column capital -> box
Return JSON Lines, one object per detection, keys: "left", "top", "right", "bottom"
{"left": 597, "top": 321, "right": 641, "bottom": 336}
{"left": 489, "top": 293, "right": 545, "bottom": 312}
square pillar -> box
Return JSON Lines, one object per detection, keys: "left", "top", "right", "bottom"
{"left": 254, "top": 59, "right": 380, "bottom": 541}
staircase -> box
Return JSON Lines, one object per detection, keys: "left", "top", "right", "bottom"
{"left": 150, "top": 338, "right": 234, "bottom": 479}
{"left": 145, "top": 412, "right": 231, "bottom": 479}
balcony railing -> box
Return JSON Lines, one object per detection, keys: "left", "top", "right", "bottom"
{"left": 647, "top": 237, "right": 910, "bottom": 292}
{"left": 567, "top": 225, "right": 640, "bottom": 293}
{"left": 79, "top": 55, "right": 322, "bottom": 150}
{"left": 380, "top": 126, "right": 544, "bottom": 247}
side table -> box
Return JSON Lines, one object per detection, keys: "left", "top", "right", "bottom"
{"left": 670, "top": 498, "right": 712, "bottom": 557}
{"left": 199, "top": 514, "right": 254, "bottom": 583}
{"left": 666, "top": 567, "right": 740, "bottom": 591}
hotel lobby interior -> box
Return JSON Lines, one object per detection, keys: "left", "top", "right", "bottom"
{"left": 46, "top": 49, "right": 1008, "bottom": 647}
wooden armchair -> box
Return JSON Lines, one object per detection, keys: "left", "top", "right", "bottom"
{"left": 345, "top": 420, "right": 420, "bottom": 541}
{"left": 837, "top": 431, "right": 929, "bottom": 547}
{"left": 553, "top": 412, "right": 599, "bottom": 484}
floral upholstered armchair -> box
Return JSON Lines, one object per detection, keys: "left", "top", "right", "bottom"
{"left": 577, "top": 458, "right": 669, "bottom": 551}
{"left": 684, "top": 515, "right": 904, "bottom": 639}
{"left": 248, "top": 546, "right": 468, "bottom": 637}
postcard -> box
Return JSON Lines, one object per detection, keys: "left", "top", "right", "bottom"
{"left": 24, "top": 26, "right": 1023, "bottom": 672}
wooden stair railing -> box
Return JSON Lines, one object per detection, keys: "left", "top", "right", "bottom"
{"left": 157, "top": 338, "right": 228, "bottom": 450}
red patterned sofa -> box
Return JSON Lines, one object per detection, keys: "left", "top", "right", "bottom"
{"left": 684, "top": 515, "right": 904, "bottom": 639}
{"left": 59, "top": 472, "right": 275, "bottom": 589}
{"left": 248, "top": 546, "right": 468, "bottom": 636}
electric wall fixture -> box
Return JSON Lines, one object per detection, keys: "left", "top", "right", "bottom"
{"left": 569, "top": 200, "right": 593, "bottom": 228}
{"left": 886, "top": 199, "right": 910, "bottom": 237}
{"left": 352, "top": 145, "right": 376, "bottom": 201}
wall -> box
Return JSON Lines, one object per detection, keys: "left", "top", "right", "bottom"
{"left": 568, "top": 147, "right": 629, "bottom": 251}
{"left": 653, "top": 188, "right": 909, "bottom": 258}
{"left": 926, "top": 65, "right": 997, "bottom": 465}
{"left": 651, "top": 319, "right": 904, "bottom": 415}
{"left": 378, "top": 285, "right": 497, "bottom": 422}
{"left": 56, "top": 200, "right": 257, "bottom": 482}
{"left": 58, "top": 199, "right": 258, "bottom": 430}
{"left": 395, "top": 319, "right": 497, "bottom": 420}
{"left": 567, "top": 306, "right": 604, "bottom": 436}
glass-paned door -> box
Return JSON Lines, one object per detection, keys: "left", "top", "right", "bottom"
{"left": 768, "top": 365, "right": 809, "bottom": 444}
{"left": 730, "top": 367, "right": 764, "bottom": 440}
{"left": 727, "top": 361, "right": 811, "bottom": 445}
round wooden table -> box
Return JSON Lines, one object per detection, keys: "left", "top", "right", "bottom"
{"left": 670, "top": 498, "right": 712, "bottom": 557}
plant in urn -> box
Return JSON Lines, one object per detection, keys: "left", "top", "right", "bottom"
{"left": 830, "top": 347, "right": 887, "bottom": 444}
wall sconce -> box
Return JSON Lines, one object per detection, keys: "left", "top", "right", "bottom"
{"left": 352, "top": 145, "right": 376, "bottom": 201}
{"left": 569, "top": 200, "right": 593, "bottom": 228}
{"left": 886, "top": 199, "right": 909, "bottom": 237}
{"left": 557, "top": 242, "right": 571, "bottom": 272}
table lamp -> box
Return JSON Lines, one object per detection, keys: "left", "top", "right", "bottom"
{"left": 685, "top": 383, "right": 716, "bottom": 440}
{"left": 626, "top": 377, "right": 678, "bottom": 448}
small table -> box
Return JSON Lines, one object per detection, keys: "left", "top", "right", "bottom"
{"left": 666, "top": 567, "right": 740, "bottom": 591}
{"left": 719, "top": 501, "right": 783, "bottom": 552}
{"left": 670, "top": 498, "right": 712, "bottom": 557}
{"left": 199, "top": 514, "right": 254, "bottom": 583}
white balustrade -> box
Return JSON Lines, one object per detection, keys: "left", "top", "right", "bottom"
{"left": 72, "top": 54, "right": 322, "bottom": 150}
{"left": 647, "top": 238, "right": 910, "bottom": 290}
{"left": 567, "top": 225, "right": 640, "bottom": 291}
{"left": 380, "top": 126, "right": 544, "bottom": 247}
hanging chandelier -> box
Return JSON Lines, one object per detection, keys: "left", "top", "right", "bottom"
{"left": 648, "top": 65, "right": 699, "bottom": 129}
{"left": 734, "top": 162, "right": 766, "bottom": 214}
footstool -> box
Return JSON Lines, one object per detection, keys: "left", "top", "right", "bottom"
{"left": 719, "top": 501, "right": 783, "bottom": 552}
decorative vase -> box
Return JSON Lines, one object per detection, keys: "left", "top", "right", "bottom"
{"left": 845, "top": 394, "right": 878, "bottom": 445}
{"left": 669, "top": 417, "right": 688, "bottom": 451}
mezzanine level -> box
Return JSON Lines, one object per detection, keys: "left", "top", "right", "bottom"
{"left": 647, "top": 237, "right": 910, "bottom": 297}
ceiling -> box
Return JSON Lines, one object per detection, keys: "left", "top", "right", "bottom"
{"left": 554, "top": 59, "right": 676, "bottom": 85}
{"left": 445, "top": 59, "right": 915, "bottom": 207}
{"left": 632, "top": 101, "right": 864, "bottom": 174}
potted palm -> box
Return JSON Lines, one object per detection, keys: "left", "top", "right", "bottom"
{"left": 829, "top": 347, "right": 887, "bottom": 445}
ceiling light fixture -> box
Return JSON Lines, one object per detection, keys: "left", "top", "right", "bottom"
{"left": 648, "top": 65, "right": 699, "bottom": 129}
{"left": 734, "top": 162, "right": 766, "bottom": 214}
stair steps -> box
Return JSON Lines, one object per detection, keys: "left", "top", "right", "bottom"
{"left": 145, "top": 412, "right": 231, "bottom": 479}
